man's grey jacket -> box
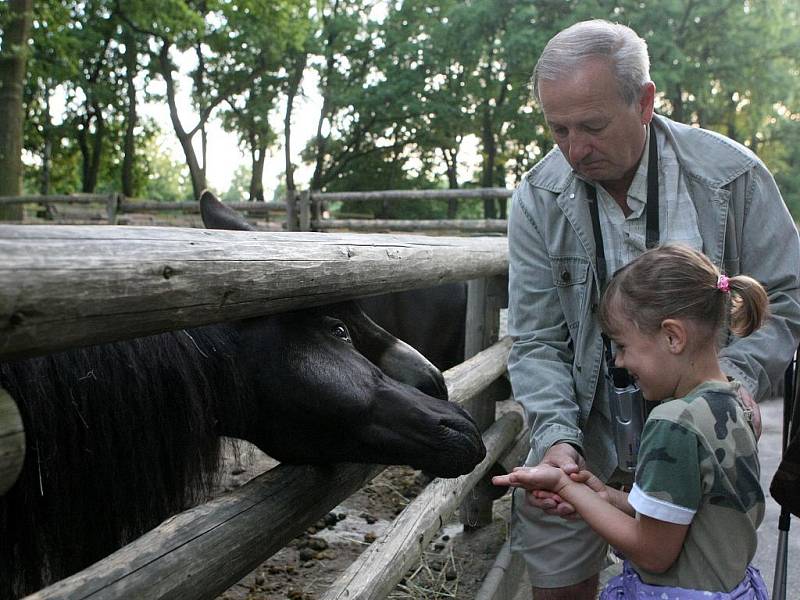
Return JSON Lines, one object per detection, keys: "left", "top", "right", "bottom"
{"left": 508, "top": 113, "right": 800, "bottom": 480}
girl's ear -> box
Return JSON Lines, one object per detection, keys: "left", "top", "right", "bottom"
{"left": 660, "top": 319, "right": 687, "bottom": 354}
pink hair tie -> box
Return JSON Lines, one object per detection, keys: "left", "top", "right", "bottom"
{"left": 717, "top": 275, "right": 731, "bottom": 293}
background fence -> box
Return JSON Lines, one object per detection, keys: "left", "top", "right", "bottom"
{"left": 0, "top": 224, "right": 527, "bottom": 600}
{"left": 0, "top": 188, "right": 513, "bottom": 234}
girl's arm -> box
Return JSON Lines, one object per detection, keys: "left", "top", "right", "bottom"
{"left": 494, "top": 466, "right": 688, "bottom": 573}
{"left": 558, "top": 476, "right": 688, "bottom": 573}
{"left": 569, "top": 470, "right": 635, "bottom": 517}
{"left": 529, "top": 470, "right": 635, "bottom": 518}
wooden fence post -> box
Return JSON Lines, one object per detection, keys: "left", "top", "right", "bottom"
{"left": 107, "top": 193, "right": 121, "bottom": 224}
{"left": 460, "top": 274, "right": 509, "bottom": 528}
{"left": 298, "top": 190, "right": 311, "bottom": 232}
{"left": 285, "top": 190, "right": 298, "bottom": 231}
{"left": 0, "top": 387, "right": 25, "bottom": 496}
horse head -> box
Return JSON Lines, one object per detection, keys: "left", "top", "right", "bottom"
{"left": 199, "top": 191, "right": 485, "bottom": 477}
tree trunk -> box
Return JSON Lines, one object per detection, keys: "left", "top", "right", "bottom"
{"left": 87, "top": 103, "right": 104, "bottom": 192}
{"left": 283, "top": 52, "right": 306, "bottom": 230}
{"left": 250, "top": 146, "right": 266, "bottom": 202}
{"left": 40, "top": 88, "right": 52, "bottom": 196}
{"left": 158, "top": 42, "right": 206, "bottom": 199}
{"left": 480, "top": 105, "right": 497, "bottom": 219}
{"left": 311, "top": 16, "right": 339, "bottom": 192}
{"left": 442, "top": 146, "right": 459, "bottom": 219}
{"left": 283, "top": 52, "right": 306, "bottom": 195}
{"left": 121, "top": 29, "right": 138, "bottom": 197}
{"left": 0, "top": 0, "right": 33, "bottom": 220}
{"left": 77, "top": 105, "right": 104, "bottom": 194}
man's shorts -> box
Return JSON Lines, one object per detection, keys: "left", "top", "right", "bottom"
{"left": 510, "top": 470, "right": 633, "bottom": 588}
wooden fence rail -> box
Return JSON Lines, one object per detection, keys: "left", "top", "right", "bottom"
{"left": 313, "top": 218, "right": 507, "bottom": 233}
{"left": 0, "top": 194, "right": 284, "bottom": 227}
{"left": 308, "top": 188, "right": 511, "bottom": 202}
{"left": 298, "top": 188, "right": 513, "bottom": 233}
{"left": 0, "top": 194, "right": 283, "bottom": 213}
{"left": 0, "top": 226, "right": 507, "bottom": 360}
{"left": 0, "top": 189, "right": 513, "bottom": 234}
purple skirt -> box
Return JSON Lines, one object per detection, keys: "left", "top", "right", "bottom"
{"left": 600, "top": 561, "right": 769, "bottom": 599}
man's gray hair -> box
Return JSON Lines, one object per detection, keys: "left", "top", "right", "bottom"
{"left": 532, "top": 20, "right": 651, "bottom": 106}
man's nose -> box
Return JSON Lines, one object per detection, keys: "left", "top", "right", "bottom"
{"left": 568, "top": 132, "right": 592, "bottom": 164}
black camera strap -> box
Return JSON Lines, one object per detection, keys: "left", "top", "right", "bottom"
{"left": 586, "top": 121, "right": 660, "bottom": 362}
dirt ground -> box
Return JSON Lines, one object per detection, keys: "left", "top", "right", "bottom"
{"left": 212, "top": 409, "right": 518, "bottom": 600}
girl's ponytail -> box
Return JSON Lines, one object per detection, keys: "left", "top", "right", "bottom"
{"left": 728, "top": 275, "right": 770, "bottom": 337}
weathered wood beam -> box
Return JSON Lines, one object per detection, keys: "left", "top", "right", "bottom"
{"left": 461, "top": 275, "right": 509, "bottom": 527}
{"left": 311, "top": 188, "right": 511, "bottom": 202}
{"left": 320, "top": 411, "right": 523, "bottom": 600}
{"left": 118, "top": 201, "right": 284, "bottom": 214}
{"left": 314, "top": 218, "right": 507, "bottom": 233}
{"left": 0, "top": 226, "right": 507, "bottom": 360}
{"left": 445, "top": 337, "right": 512, "bottom": 403}
{"left": 0, "top": 196, "right": 284, "bottom": 213}
{"left": 0, "top": 194, "right": 110, "bottom": 206}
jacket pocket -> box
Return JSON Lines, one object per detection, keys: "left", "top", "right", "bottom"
{"left": 551, "top": 256, "right": 591, "bottom": 333}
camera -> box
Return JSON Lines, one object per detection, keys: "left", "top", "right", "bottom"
{"left": 606, "top": 365, "right": 647, "bottom": 472}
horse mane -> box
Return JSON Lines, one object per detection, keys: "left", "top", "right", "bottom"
{"left": 0, "top": 324, "right": 249, "bottom": 597}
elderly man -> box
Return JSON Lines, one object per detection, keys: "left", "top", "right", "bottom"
{"left": 507, "top": 19, "right": 800, "bottom": 599}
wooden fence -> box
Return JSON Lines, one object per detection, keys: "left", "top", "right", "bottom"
{"left": 0, "top": 194, "right": 283, "bottom": 227}
{"left": 0, "top": 188, "right": 512, "bottom": 234}
{"left": 0, "top": 225, "right": 527, "bottom": 600}
{"left": 297, "top": 188, "right": 512, "bottom": 234}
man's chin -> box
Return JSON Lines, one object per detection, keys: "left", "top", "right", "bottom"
{"left": 578, "top": 163, "right": 610, "bottom": 180}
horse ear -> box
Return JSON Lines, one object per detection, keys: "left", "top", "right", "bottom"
{"left": 199, "top": 189, "right": 257, "bottom": 231}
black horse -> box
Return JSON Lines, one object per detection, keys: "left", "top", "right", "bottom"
{"left": 0, "top": 242, "right": 485, "bottom": 599}
{"left": 200, "top": 192, "right": 470, "bottom": 371}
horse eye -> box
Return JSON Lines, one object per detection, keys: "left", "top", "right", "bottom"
{"left": 331, "top": 323, "right": 351, "bottom": 342}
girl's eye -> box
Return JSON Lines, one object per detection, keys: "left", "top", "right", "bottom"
{"left": 331, "top": 323, "right": 352, "bottom": 342}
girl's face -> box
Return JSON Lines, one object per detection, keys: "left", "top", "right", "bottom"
{"left": 607, "top": 315, "right": 679, "bottom": 402}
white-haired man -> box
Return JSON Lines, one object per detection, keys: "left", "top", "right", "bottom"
{"left": 508, "top": 19, "right": 800, "bottom": 599}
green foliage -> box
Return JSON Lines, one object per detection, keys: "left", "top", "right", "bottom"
{"left": 136, "top": 132, "right": 193, "bottom": 201}
{"left": 6, "top": 0, "right": 800, "bottom": 222}
{"left": 221, "top": 164, "right": 253, "bottom": 202}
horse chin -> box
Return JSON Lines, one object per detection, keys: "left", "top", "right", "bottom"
{"left": 415, "top": 422, "right": 486, "bottom": 478}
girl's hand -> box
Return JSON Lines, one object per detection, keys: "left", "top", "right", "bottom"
{"left": 492, "top": 464, "right": 570, "bottom": 494}
{"left": 570, "top": 470, "right": 610, "bottom": 503}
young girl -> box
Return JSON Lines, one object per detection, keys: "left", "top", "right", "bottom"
{"left": 494, "top": 244, "right": 770, "bottom": 598}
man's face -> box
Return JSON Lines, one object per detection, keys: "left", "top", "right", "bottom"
{"left": 538, "top": 57, "right": 654, "bottom": 190}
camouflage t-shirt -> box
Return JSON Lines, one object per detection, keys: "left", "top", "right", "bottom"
{"left": 627, "top": 380, "right": 764, "bottom": 592}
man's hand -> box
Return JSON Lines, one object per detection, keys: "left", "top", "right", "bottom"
{"left": 527, "top": 442, "right": 584, "bottom": 518}
{"left": 542, "top": 441, "right": 585, "bottom": 474}
{"left": 737, "top": 386, "right": 762, "bottom": 440}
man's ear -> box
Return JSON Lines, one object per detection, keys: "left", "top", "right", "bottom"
{"left": 661, "top": 319, "right": 687, "bottom": 353}
{"left": 639, "top": 81, "right": 656, "bottom": 124}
